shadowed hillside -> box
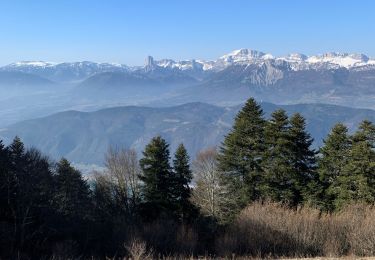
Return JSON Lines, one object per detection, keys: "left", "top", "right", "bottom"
{"left": 2, "top": 102, "right": 375, "bottom": 164}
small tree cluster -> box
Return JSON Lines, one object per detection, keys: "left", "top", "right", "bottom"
{"left": 139, "top": 137, "right": 195, "bottom": 221}
{"left": 318, "top": 121, "right": 375, "bottom": 210}
{"left": 217, "top": 98, "right": 317, "bottom": 220}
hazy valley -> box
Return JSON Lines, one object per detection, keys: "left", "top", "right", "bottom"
{"left": 1, "top": 49, "right": 375, "bottom": 165}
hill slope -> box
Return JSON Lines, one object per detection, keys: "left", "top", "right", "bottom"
{"left": 1, "top": 102, "right": 375, "bottom": 165}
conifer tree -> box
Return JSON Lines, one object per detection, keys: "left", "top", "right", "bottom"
{"left": 54, "top": 158, "right": 92, "bottom": 220}
{"left": 7, "top": 137, "right": 28, "bottom": 250}
{"left": 9, "top": 136, "right": 26, "bottom": 169}
{"left": 139, "top": 136, "right": 174, "bottom": 219}
{"left": 218, "top": 98, "right": 266, "bottom": 212}
{"left": 5, "top": 138, "right": 54, "bottom": 251}
{"left": 288, "top": 113, "right": 317, "bottom": 205}
{"left": 172, "top": 144, "right": 194, "bottom": 220}
{"left": 332, "top": 121, "right": 375, "bottom": 208}
{"left": 0, "top": 140, "right": 10, "bottom": 224}
{"left": 262, "top": 109, "right": 296, "bottom": 204}
{"left": 318, "top": 123, "right": 351, "bottom": 211}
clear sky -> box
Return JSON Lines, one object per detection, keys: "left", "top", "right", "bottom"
{"left": 0, "top": 0, "right": 374, "bottom": 65}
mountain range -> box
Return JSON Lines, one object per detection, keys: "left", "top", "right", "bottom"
{"left": 0, "top": 49, "right": 374, "bottom": 116}
{"left": 1, "top": 49, "right": 375, "bottom": 167}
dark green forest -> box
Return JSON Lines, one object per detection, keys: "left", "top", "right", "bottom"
{"left": 1, "top": 98, "right": 375, "bottom": 259}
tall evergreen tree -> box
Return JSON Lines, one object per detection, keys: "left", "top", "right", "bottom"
{"left": 318, "top": 123, "right": 351, "bottom": 211}
{"left": 53, "top": 158, "right": 92, "bottom": 252}
{"left": 7, "top": 137, "right": 28, "bottom": 251}
{"left": 139, "top": 136, "right": 174, "bottom": 219}
{"left": 172, "top": 144, "right": 194, "bottom": 220}
{"left": 332, "top": 121, "right": 375, "bottom": 209}
{"left": 54, "top": 158, "right": 92, "bottom": 220}
{"left": 288, "top": 113, "right": 317, "bottom": 205}
{"left": 3, "top": 138, "right": 55, "bottom": 254}
{"left": 356, "top": 120, "right": 375, "bottom": 194}
{"left": 0, "top": 140, "right": 11, "bottom": 254}
{"left": 0, "top": 140, "right": 10, "bottom": 216}
{"left": 218, "top": 98, "right": 266, "bottom": 212}
{"left": 262, "top": 109, "right": 296, "bottom": 204}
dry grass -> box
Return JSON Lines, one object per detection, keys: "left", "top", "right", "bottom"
{"left": 91, "top": 203, "right": 375, "bottom": 259}
{"left": 216, "top": 202, "right": 375, "bottom": 258}
{"left": 124, "top": 238, "right": 153, "bottom": 260}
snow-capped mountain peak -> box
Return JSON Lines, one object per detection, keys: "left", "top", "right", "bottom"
{"left": 219, "top": 48, "right": 273, "bottom": 62}
{"left": 2, "top": 49, "right": 375, "bottom": 81}
{"left": 307, "top": 52, "right": 370, "bottom": 68}
{"left": 10, "top": 61, "right": 57, "bottom": 68}
{"left": 278, "top": 53, "right": 308, "bottom": 62}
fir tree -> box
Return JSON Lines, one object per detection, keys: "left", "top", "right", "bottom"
{"left": 5, "top": 138, "right": 54, "bottom": 252}
{"left": 139, "top": 136, "right": 174, "bottom": 219}
{"left": 172, "top": 144, "right": 194, "bottom": 220}
{"left": 218, "top": 98, "right": 266, "bottom": 212}
{"left": 262, "top": 109, "right": 296, "bottom": 204}
{"left": 288, "top": 113, "right": 317, "bottom": 205}
{"left": 332, "top": 121, "right": 375, "bottom": 209}
{"left": 54, "top": 158, "right": 92, "bottom": 220}
{"left": 0, "top": 140, "right": 10, "bottom": 223}
{"left": 318, "top": 123, "right": 351, "bottom": 211}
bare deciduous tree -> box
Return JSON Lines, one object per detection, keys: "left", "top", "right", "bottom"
{"left": 191, "top": 148, "right": 230, "bottom": 222}
{"left": 104, "top": 146, "right": 141, "bottom": 212}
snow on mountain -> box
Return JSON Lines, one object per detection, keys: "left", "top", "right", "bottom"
{"left": 1, "top": 61, "right": 130, "bottom": 82}
{"left": 306, "top": 52, "right": 370, "bottom": 68}
{"left": 4, "top": 61, "right": 128, "bottom": 71}
{"left": 219, "top": 49, "right": 274, "bottom": 62}
{"left": 155, "top": 58, "right": 215, "bottom": 72}
{"left": 2, "top": 49, "right": 375, "bottom": 80}
{"left": 148, "top": 49, "right": 375, "bottom": 72}
{"left": 8, "top": 61, "right": 57, "bottom": 68}
{"left": 278, "top": 53, "right": 308, "bottom": 63}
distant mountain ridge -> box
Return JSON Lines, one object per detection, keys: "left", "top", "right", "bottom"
{"left": 2, "top": 49, "right": 375, "bottom": 104}
{"left": 2, "top": 102, "right": 375, "bottom": 165}
{"left": 0, "top": 61, "right": 129, "bottom": 83}
{"left": 3, "top": 49, "right": 375, "bottom": 76}
{"left": 1, "top": 48, "right": 375, "bottom": 127}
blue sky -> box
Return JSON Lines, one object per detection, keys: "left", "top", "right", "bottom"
{"left": 0, "top": 0, "right": 374, "bottom": 65}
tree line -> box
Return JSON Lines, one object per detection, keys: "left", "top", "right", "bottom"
{"left": 0, "top": 97, "right": 374, "bottom": 258}
{"left": 217, "top": 98, "right": 375, "bottom": 218}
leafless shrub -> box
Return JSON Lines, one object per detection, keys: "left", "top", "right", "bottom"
{"left": 216, "top": 201, "right": 371, "bottom": 257}
{"left": 125, "top": 238, "right": 153, "bottom": 260}
{"left": 335, "top": 203, "right": 375, "bottom": 256}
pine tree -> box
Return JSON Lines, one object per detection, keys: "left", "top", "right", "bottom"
{"left": 0, "top": 140, "right": 10, "bottom": 224}
{"left": 332, "top": 120, "right": 375, "bottom": 209}
{"left": 262, "top": 109, "right": 296, "bottom": 204}
{"left": 5, "top": 138, "right": 54, "bottom": 251}
{"left": 318, "top": 123, "right": 351, "bottom": 211}
{"left": 54, "top": 158, "right": 92, "bottom": 220}
{"left": 288, "top": 113, "right": 317, "bottom": 205}
{"left": 218, "top": 98, "right": 266, "bottom": 212}
{"left": 7, "top": 137, "right": 28, "bottom": 250}
{"left": 139, "top": 136, "right": 174, "bottom": 219}
{"left": 355, "top": 120, "right": 375, "bottom": 195}
{"left": 172, "top": 144, "right": 194, "bottom": 220}
{"left": 9, "top": 136, "right": 26, "bottom": 171}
